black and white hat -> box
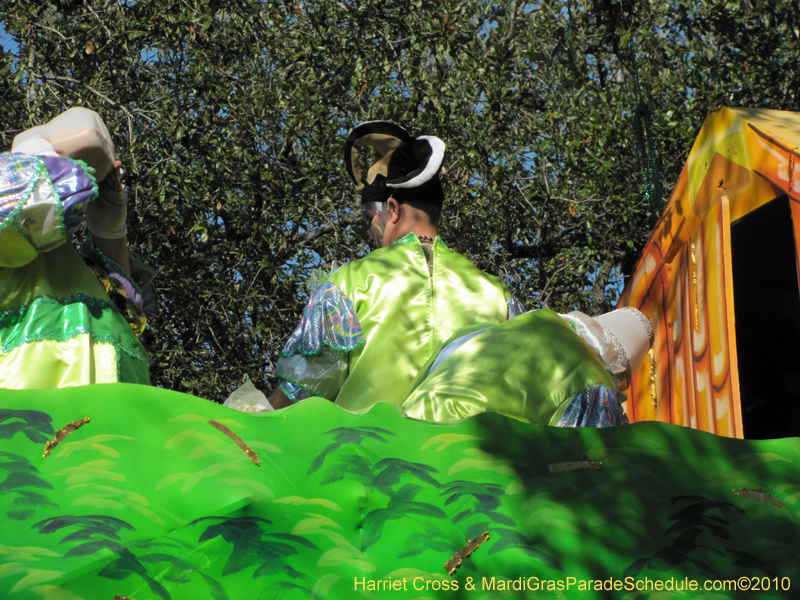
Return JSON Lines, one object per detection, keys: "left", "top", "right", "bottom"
{"left": 343, "top": 121, "right": 446, "bottom": 207}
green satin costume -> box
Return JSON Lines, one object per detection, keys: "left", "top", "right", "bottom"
{"left": 399, "top": 309, "right": 617, "bottom": 424}
{"left": 0, "top": 152, "right": 149, "bottom": 388}
{"left": 0, "top": 246, "right": 150, "bottom": 388}
{"left": 327, "top": 234, "right": 510, "bottom": 411}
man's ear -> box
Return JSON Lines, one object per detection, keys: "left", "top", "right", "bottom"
{"left": 387, "top": 197, "right": 402, "bottom": 224}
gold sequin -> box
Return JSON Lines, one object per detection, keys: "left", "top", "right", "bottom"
{"left": 43, "top": 417, "right": 90, "bottom": 457}
{"left": 208, "top": 420, "right": 260, "bottom": 466}
{"left": 691, "top": 242, "right": 700, "bottom": 332}
{"left": 648, "top": 347, "right": 657, "bottom": 408}
{"left": 731, "top": 488, "right": 785, "bottom": 508}
{"left": 445, "top": 532, "right": 490, "bottom": 575}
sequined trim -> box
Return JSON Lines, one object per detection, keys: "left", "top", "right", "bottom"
{"left": 0, "top": 293, "right": 116, "bottom": 320}
{"left": 40, "top": 163, "right": 69, "bottom": 247}
{"left": 3, "top": 325, "right": 147, "bottom": 362}
{"left": 47, "top": 157, "right": 98, "bottom": 239}
{"left": 0, "top": 295, "right": 149, "bottom": 366}
{"left": 507, "top": 296, "right": 527, "bottom": 320}
{"left": 600, "top": 324, "right": 631, "bottom": 386}
{"left": 0, "top": 153, "right": 99, "bottom": 246}
{"left": 280, "top": 281, "right": 365, "bottom": 358}
{"left": 0, "top": 153, "right": 45, "bottom": 233}
{"left": 556, "top": 385, "right": 628, "bottom": 428}
{"left": 279, "top": 378, "right": 313, "bottom": 403}
{"left": 619, "top": 306, "right": 654, "bottom": 346}
{"left": 1, "top": 327, "right": 149, "bottom": 366}
{"left": 65, "top": 158, "right": 99, "bottom": 203}
{"left": 391, "top": 232, "right": 449, "bottom": 249}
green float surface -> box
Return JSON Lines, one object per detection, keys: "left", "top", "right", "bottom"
{"left": 0, "top": 384, "right": 798, "bottom": 599}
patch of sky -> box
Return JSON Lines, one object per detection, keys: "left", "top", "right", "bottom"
{"left": 0, "top": 21, "right": 19, "bottom": 56}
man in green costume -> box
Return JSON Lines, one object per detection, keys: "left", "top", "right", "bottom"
{"left": 268, "top": 121, "right": 639, "bottom": 426}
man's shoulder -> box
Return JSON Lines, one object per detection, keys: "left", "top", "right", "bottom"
{"left": 327, "top": 240, "right": 411, "bottom": 278}
{"left": 435, "top": 244, "right": 509, "bottom": 289}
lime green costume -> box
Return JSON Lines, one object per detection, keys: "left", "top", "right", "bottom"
{"left": 276, "top": 233, "right": 626, "bottom": 426}
{"left": 277, "top": 233, "right": 512, "bottom": 411}
{"left": 401, "top": 310, "right": 619, "bottom": 424}
{"left": 0, "top": 151, "right": 150, "bottom": 388}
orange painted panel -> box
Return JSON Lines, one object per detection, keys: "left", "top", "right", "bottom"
{"left": 621, "top": 107, "right": 800, "bottom": 437}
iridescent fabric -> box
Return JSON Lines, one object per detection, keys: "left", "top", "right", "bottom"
{"left": 0, "top": 153, "right": 42, "bottom": 224}
{"left": 276, "top": 281, "right": 362, "bottom": 401}
{"left": 0, "top": 153, "right": 98, "bottom": 266}
{"left": 280, "top": 281, "right": 364, "bottom": 358}
{"left": 508, "top": 295, "right": 527, "bottom": 319}
{"left": 41, "top": 156, "right": 98, "bottom": 235}
{"left": 556, "top": 384, "right": 628, "bottom": 427}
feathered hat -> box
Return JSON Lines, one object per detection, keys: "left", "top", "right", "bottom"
{"left": 343, "top": 121, "right": 446, "bottom": 207}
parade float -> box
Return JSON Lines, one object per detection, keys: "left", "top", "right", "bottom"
{"left": 621, "top": 107, "right": 800, "bottom": 441}
{"left": 1, "top": 107, "right": 799, "bottom": 599}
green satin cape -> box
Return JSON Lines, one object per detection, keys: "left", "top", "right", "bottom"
{"left": 328, "top": 234, "right": 510, "bottom": 411}
{"left": 400, "top": 309, "right": 617, "bottom": 424}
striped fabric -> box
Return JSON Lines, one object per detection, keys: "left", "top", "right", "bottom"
{"left": 556, "top": 384, "right": 628, "bottom": 427}
{"left": 280, "top": 281, "right": 364, "bottom": 358}
{"left": 0, "top": 153, "right": 41, "bottom": 226}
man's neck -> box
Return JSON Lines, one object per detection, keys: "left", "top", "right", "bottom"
{"left": 392, "top": 224, "right": 438, "bottom": 244}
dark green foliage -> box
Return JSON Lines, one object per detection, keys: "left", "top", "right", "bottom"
{"left": 32, "top": 513, "right": 171, "bottom": 598}
{"left": 359, "top": 483, "right": 447, "bottom": 550}
{"left": 442, "top": 480, "right": 505, "bottom": 510}
{"left": 99, "top": 549, "right": 172, "bottom": 600}
{"left": 397, "top": 520, "right": 453, "bottom": 559}
{"left": 371, "top": 457, "right": 442, "bottom": 490}
{"left": 33, "top": 514, "right": 135, "bottom": 539}
{"left": 0, "top": 453, "right": 56, "bottom": 520}
{"left": 199, "top": 572, "right": 231, "bottom": 600}
{"left": 1, "top": 0, "right": 797, "bottom": 400}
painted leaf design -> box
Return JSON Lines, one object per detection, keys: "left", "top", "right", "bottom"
{"left": 199, "top": 572, "right": 230, "bottom": 600}
{"left": 0, "top": 410, "right": 54, "bottom": 443}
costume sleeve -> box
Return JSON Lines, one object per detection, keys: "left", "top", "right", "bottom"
{"left": 558, "top": 310, "right": 632, "bottom": 388}
{"left": 276, "top": 281, "right": 365, "bottom": 402}
{"left": 0, "top": 151, "right": 97, "bottom": 267}
{"left": 555, "top": 384, "right": 629, "bottom": 427}
{"left": 508, "top": 300, "right": 637, "bottom": 389}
